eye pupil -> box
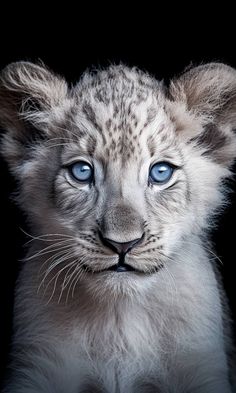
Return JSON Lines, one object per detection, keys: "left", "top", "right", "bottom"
{"left": 70, "top": 161, "right": 93, "bottom": 182}
{"left": 149, "top": 162, "right": 173, "bottom": 184}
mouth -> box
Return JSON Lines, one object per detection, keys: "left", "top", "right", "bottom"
{"left": 84, "top": 254, "right": 137, "bottom": 274}
{"left": 105, "top": 262, "right": 136, "bottom": 273}
{"left": 83, "top": 255, "right": 164, "bottom": 275}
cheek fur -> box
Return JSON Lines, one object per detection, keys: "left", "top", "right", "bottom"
{"left": 55, "top": 176, "right": 93, "bottom": 214}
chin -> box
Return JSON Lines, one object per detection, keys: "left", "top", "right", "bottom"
{"left": 80, "top": 269, "right": 158, "bottom": 300}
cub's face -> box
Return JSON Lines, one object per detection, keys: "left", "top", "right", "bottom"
{"left": 1, "top": 63, "right": 236, "bottom": 296}
{"left": 53, "top": 93, "right": 188, "bottom": 277}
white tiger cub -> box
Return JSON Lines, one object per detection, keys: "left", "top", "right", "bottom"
{"left": 0, "top": 62, "right": 236, "bottom": 392}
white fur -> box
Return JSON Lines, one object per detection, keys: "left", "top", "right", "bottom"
{"left": 0, "top": 62, "right": 236, "bottom": 392}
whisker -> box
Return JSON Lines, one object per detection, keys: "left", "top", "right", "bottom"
{"left": 38, "top": 248, "right": 74, "bottom": 275}
{"left": 66, "top": 261, "right": 86, "bottom": 303}
{"left": 173, "top": 239, "right": 224, "bottom": 266}
{"left": 71, "top": 268, "right": 86, "bottom": 299}
{"left": 57, "top": 260, "right": 80, "bottom": 303}
{"left": 43, "top": 143, "right": 77, "bottom": 149}
{"left": 24, "top": 240, "right": 74, "bottom": 261}
{"left": 20, "top": 228, "right": 99, "bottom": 248}
{"left": 40, "top": 249, "right": 76, "bottom": 284}
{"left": 20, "top": 227, "right": 77, "bottom": 244}
{"left": 45, "top": 258, "right": 78, "bottom": 304}
{"left": 38, "top": 249, "right": 76, "bottom": 292}
{"left": 42, "top": 253, "right": 76, "bottom": 302}
{"left": 51, "top": 124, "right": 81, "bottom": 140}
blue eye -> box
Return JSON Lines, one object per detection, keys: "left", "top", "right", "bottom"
{"left": 69, "top": 161, "right": 93, "bottom": 182}
{"left": 149, "top": 162, "right": 174, "bottom": 184}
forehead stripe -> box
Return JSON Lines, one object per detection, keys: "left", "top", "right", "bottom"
{"left": 82, "top": 103, "right": 106, "bottom": 145}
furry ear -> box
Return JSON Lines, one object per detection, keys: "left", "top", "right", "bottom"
{"left": 0, "top": 61, "right": 68, "bottom": 169}
{"left": 170, "top": 63, "right": 236, "bottom": 166}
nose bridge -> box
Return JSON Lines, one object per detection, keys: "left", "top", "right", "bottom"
{"left": 106, "top": 162, "right": 143, "bottom": 210}
{"left": 101, "top": 202, "right": 144, "bottom": 243}
{"left": 100, "top": 163, "right": 145, "bottom": 242}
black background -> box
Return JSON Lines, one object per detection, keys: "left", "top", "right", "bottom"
{"left": 0, "top": 17, "right": 236, "bottom": 388}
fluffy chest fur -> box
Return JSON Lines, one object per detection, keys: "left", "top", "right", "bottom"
{"left": 0, "top": 62, "right": 236, "bottom": 392}
{"left": 15, "top": 241, "right": 225, "bottom": 393}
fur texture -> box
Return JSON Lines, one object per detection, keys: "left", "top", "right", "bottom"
{"left": 1, "top": 62, "right": 236, "bottom": 392}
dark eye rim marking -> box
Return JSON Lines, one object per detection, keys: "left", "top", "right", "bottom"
{"left": 64, "top": 160, "right": 94, "bottom": 184}
{"left": 148, "top": 161, "right": 180, "bottom": 185}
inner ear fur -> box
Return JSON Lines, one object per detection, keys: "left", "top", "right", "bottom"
{"left": 170, "top": 63, "right": 236, "bottom": 122}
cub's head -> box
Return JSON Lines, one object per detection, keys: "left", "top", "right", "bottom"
{"left": 1, "top": 62, "right": 236, "bottom": 297}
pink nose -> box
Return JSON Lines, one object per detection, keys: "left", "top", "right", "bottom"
{"left": 99, "top": 233, "right": 143, "bottom": 255}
